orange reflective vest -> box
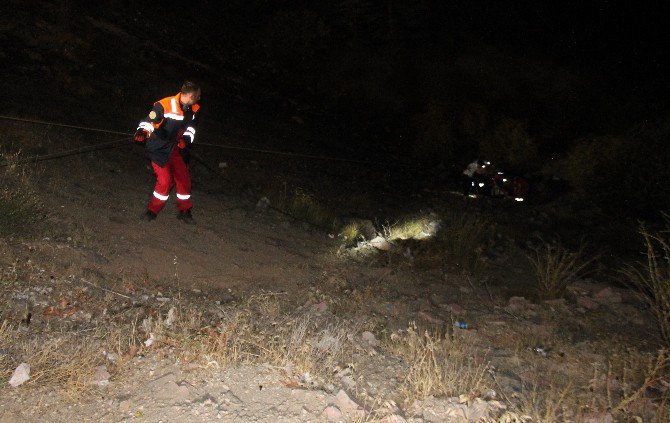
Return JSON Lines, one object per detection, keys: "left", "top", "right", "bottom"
{"left": 137, "top": 93, "right": 200, "bottom": 166}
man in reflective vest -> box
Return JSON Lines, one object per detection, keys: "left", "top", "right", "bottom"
{"left": 134, "top": 81, "right": 201, "bottom": 224}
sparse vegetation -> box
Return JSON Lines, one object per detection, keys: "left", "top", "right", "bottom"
{"left": 285, "top": 189, "right": 337, "bottom": 230}
{"left": 437, "top": 213, "right": 490, "bottom": 271}
{"left": 0, "top": 152, "right": 44, "bottom": 237}
{"left": 624, "top": 218, "right": 670, "bottom": 345}
{"left": 528, "top": 241, "right": 595, "bottom": 300}
{"left": 387, "top": 323, "right": 490, "bottom": 404}
{"left": 386, "top": 217, "right": 432, "bottom": 241}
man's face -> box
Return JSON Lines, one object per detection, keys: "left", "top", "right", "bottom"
{"left": 180, "top": 90, "right": 201, "bottom": 106}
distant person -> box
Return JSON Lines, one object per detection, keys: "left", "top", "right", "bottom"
{"left": 134, "top": 81, "right": 201, "bottom": 224}
{"left": 462, "top": 159, "right": 488, "bottom": 197}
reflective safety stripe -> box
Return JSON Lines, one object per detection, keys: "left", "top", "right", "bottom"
{"left": 138, "top": 122, "right": 154, "bottom": 132}
{"left": 153, "top": 191, "right": 169, "bottom": 201}
{"left": 170, "top": 98, "right": 178, "bottom": 113}
{"left": 164, "top": 113, "right": 184, "bottom": 120}
{"left": 176, "top": 193, "right": 191, "bottom": 200}
{"left": 184, "top": 126, "right": 196, "bottom": 143}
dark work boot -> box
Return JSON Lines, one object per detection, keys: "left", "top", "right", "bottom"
{"left": 142, "top": 210, "right": 157, "bottom": 221}
{"left": 177, "top": 209, "right": 195, "bottom": 225}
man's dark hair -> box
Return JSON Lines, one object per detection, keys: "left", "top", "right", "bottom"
{"left": 181, "top": 80, "right": 201, "bottom": 94}
{"left": 476, "top": 159, "right": 485, "bottom": 166}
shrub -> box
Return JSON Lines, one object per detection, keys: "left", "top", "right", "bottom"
{"left": 0, "top": 152, "right": 44, "bottom": 237}
{"left": 624, "top": 218, "right": 670, "bottom": 345}
{"left": 528, "top": 241, "right": 594, "bottom": 300}
{"left": 387, "top": 323, "right": 490, "bottom": 404}
{"left": 286, "top": 189, "right": 336, "bottom": 230}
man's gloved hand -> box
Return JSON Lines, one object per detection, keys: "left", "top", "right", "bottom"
{"left": 134, "top": 129, "right": 148, "bottom": 143}
{"left": 177, "top": 136, "right": 188, "bottom": 149}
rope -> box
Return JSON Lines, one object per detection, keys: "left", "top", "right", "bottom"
{"left": 195, "top": 142, "right": 374, "bottom": 165}
{"left": 0, "top": 136, "right": 132, "bottom": 167}
{"left": 0, "top": 114, "right": 132, "bottom": 136}
{"left": 0, "top": 115, "right": 380, "bottom": 166}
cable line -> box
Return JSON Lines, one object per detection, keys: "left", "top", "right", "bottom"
{"left": 1, "top": 115, "right": 380, "bottom": 166}
{"left": 0, "top": 136, "right": 132, "bottom": 167}
{"left": 0, "top": 114, "right": 132, "bottom": 136}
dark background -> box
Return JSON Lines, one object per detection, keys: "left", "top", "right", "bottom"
{"left": 2, "top": 0, "right": 669, "bottom": 218}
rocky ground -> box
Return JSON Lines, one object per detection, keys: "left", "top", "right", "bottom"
{"left": 0, "top": 125, "right": 667, "bottom": 422}
{"left": 1, "top": 5, "right": 668, "bottom": 420}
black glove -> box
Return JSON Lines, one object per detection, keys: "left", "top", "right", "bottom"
{"left": 134, "top": 129, "right": 148, "bottom": 143}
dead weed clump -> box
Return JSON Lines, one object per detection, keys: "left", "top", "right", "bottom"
{"left": 285, "top": 189, "right": 337, "bottom": 230}
{"left": 528, "top": 241, "right": 595, "bottom": 300}
{"left": 510, "top": 347, "right": 670, "bottom": 422}
{"left": 387, "top": 323, "right": 490, "bottom": 405}
{"left": 416, "top": 213, "right": 490, "bottom": 271}
{"left": 0, "top": 152, "right": 44, "bottom": 237}
{"left": 140, "top": 294, "right": 357, "bottom": 387}
{"left": 624, "top": 219, "right": 670, "bottom": 345}
{"left": 0, "top": 321, "right": 111, "bottom": 399}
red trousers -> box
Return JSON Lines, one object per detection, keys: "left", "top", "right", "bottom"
{"left": 147, "top": 148, "right": 192, "bottom": 214}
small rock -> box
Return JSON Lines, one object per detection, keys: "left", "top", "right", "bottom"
{"left": 312, "top": 302, "right": 328, "bottom": 313}
{"left": 380, "top": 415, "right": 407, "bottom": 423}
{"left": 506, "top": 296, "right": 530, "bottom": 313}
{"left": 317, "top": 335, "right": 338, "bottom": 351}
{"left": 468, "top": 398, "right": 491, "bottom": 421}
{"left": 256, "top": 197, "right": 270, "bottom": 209}
{"left": 89, "top": 365, "right": 110, "bottom": 387}
{"left": 418, "top": 310, "right": 444, "bottom": 325}
{"left": 118, "top": 399, "right": 133, "bottom": 413}
{"left": 582, "top": 412, "right": 614, "bottom": 423}
{"left": 594, "top": 287, "right": 622, "bottom": 305}
{"left": 577, "top": 296, "right": 599, "bottom": 310}
{"left": 322, "top": 405, "right": 343, "bottom": 421}
{"left": 144, "top": 333, "right": 156, "bottom": 347}
{"left": 341, "top": 375, "right": 356, "bottom": 390}
{"left": 165, "top": 307, "right": 177, "bottom": 327}
{"left": 9, "top": 363, "right": 30, "bottom": 387}
{"left": 334, "top": 389, "right": 367, "bottom": 418}
{"left": 369, "top": 236, "right": 392, "bottom": 251}
{"left": 361, "top": 331, "right": 379, "bottom": 347}
{"left": 445, "top": 303, "right": 464, "bottom": 315}
{"left": 428, "top": 293, "right": 449, "bottom": 308}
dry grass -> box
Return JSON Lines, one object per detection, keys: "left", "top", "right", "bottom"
{"left": 386, "top": 217, "right": 432, "bottom": 241}
{"left": 0, "top": 320, "right": 120, "bottom": 399}
{"left": 140, "top": 294, "right": 357, "bottom": 387}
{"left": 624, "top": 219, "right": 670, "bottom": 345}
{"left": 285, "top": 189, "right": 337, "bottom": 230}
{"left": 413, "top": 212, "right": 490, "bottom": 271}
{"left": 0, "top": 152, "right": 44, "bottom": 236}
{"left": 513, "top": 347, "right": 670, "bottom": 422}
{"left": 527, "top": 241, "right": 595, "bottom": 300}
{"left": 386, "top": 323, "right": 490, "bottom": 405}
{"left": 339, "top": 222, "right": 363, "bottom": 246}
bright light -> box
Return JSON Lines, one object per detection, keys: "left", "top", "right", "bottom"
{"left": 502, "top": 178, "right": 508, "bottom": 182}
{"left": 478, "top": 182, "right": 485, "bottom": 187}
{"left": 515, "top": 197, "right": 524, "bottom": 202}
